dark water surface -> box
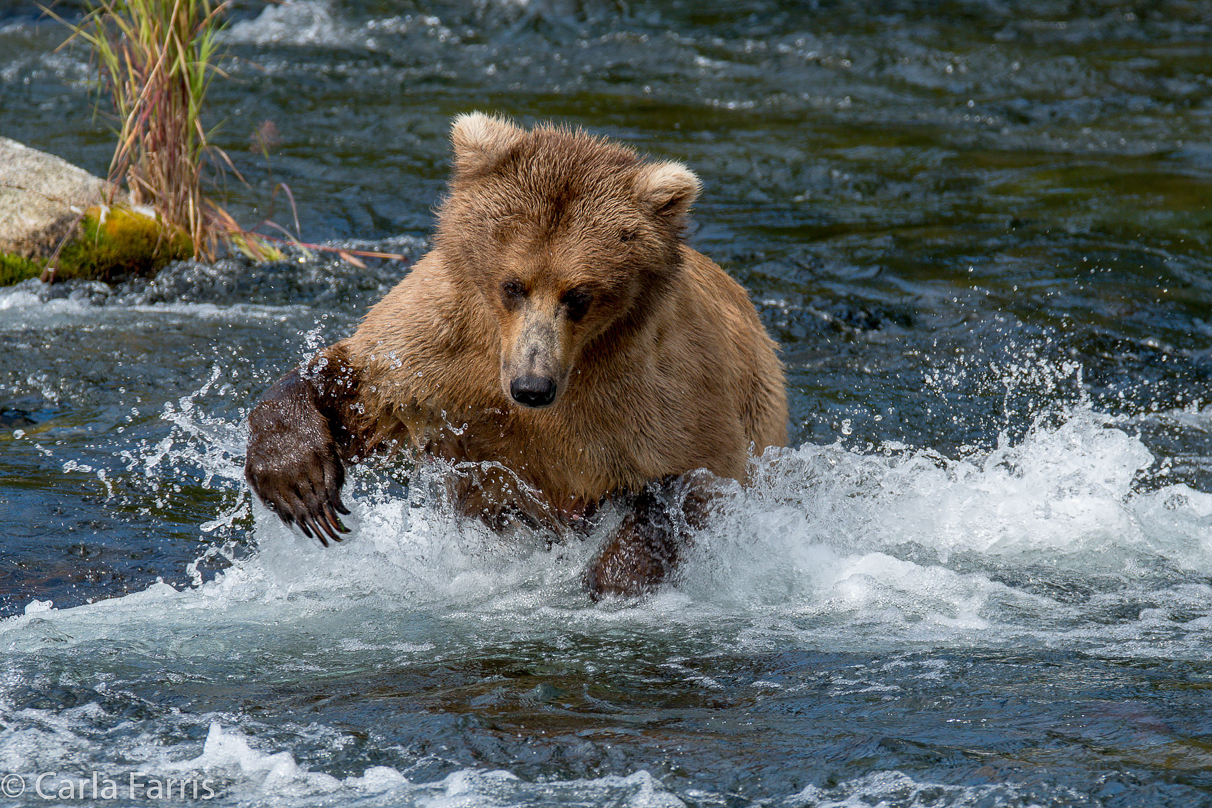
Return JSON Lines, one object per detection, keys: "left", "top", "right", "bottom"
{"left": 2, "top": 1, "right": 1212, "bottom": 806}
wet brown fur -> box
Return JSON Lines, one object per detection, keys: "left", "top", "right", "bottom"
{"left": 245, "top": 114, "right": 787, "bottom": 596}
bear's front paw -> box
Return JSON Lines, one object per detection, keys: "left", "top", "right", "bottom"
{"left": 245, "top": 374, "right": 351, "bottom": 546}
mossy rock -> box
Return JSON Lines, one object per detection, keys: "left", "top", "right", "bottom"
{"left": 1, "top": 205, "right": 193, "bottom": 287}
{"left": 54, "top": 206, "right": 193, "bottom": 284}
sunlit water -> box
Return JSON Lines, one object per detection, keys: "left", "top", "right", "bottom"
{"left": 3, "top": 1, "right": 1212, "bottom": 806}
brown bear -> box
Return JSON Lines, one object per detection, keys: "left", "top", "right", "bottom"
{"left": 244, "top": 113, "right": 787, "bottom": 599}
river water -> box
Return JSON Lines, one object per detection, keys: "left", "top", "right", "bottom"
{"left": 2, "top": 1, "right": 1212, "bottom": 806}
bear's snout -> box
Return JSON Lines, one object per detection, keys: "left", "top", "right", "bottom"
{"left": 500, "top": 299, "right": 569, "bottom": 408}
{"left": 510, "top": 374, "right": 558, "bottom": 408}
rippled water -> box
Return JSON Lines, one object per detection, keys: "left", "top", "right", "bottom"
{"left": 2, "top": 1, "right": 1212, "bottom": 806}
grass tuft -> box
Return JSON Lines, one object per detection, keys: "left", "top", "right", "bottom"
{"left": 47, "top": 0, "right": 236, "bottom": 261}
{"left": 32, "top": 0, "right": 409, "bottom": 283}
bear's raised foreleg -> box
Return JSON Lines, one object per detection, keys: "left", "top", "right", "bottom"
{"left": 582, "top": 474, "right": 713, "bottom": 600}
{"left": 245, "top": 346, "right": 368, "bottom": 545}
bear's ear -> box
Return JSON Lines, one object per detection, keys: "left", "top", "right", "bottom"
{"left": 634, "top": 161, "right": 701, "bottom": 227}
{"left": 451, "top": 112, "right": 524, "bottom": 175}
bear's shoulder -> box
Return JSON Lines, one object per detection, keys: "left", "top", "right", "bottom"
{"left": 347, "top": 254, "right": 500, "bottom": 407}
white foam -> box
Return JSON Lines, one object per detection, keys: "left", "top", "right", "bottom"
{"left": 170, "top": 723, "right": 686, "bottom": 807}
{"left": 663, "top": 408, "right": 1212, "bottom": 655}
{"left": 0, "top": 282, "right": 304, "bottom": 330}
{"left": 1, "top": 702, "right": 689, "bottom": 806}
{"left": 785, "top": 769, "right": 1072, "bottom": 807}
{"left": 219, "top": 0, "right": 477, "bottom": 54}
{"left": 223, "top": 1, "right": 364, "bottom": 48}
{"left": 0, "top": 718, "right": 685, "bottom": 808}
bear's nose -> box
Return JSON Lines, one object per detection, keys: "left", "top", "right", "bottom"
{"left": 510, "top": 375, "right": 557, "bottom": 408}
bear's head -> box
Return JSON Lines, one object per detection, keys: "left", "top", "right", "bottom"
{"left": 434, "top": 113, "right": 701, "bottom": 409}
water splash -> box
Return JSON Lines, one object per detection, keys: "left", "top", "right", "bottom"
{"left": 5, "top": 389, "right": 1211, "bottom": 665}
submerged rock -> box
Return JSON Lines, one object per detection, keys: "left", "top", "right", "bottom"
{"left": 0, "top": 137, "right": 114, "bottom": 259}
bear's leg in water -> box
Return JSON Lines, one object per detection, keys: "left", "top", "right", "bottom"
{"left": 582, "top": 474, "right": 713, "bottom": 600}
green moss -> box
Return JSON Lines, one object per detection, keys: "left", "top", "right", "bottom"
{"left": 0, "top": 253, "right": 44, "bottom": 286}
{"left": 54, "top": 206, "right": 193, "bottom": 284}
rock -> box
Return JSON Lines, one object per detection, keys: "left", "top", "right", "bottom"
{"left": 0, "top": 138, "right": 115, "bottom": 258}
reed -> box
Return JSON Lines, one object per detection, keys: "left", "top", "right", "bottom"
{"left": 53, "top": 0, "right": 231, "bottom": 260}
{"left": 37, "top": 0, "right": 406, "bottom": 278}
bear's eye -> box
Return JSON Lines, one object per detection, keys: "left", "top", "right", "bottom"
{"left": 561, "top": 287, "right": 593, "bottom": 322}
{"left": 501, "top": 280, "right": 527, "bottom": 309}
{"left": 619, "top": 228, "right": 636, "bottom": 244}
